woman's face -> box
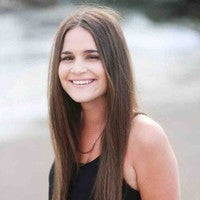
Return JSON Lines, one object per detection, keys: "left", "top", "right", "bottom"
{"left": 58, "top": 26, "right": 107, "bottom": 104}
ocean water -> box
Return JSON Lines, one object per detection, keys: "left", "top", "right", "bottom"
{"left": 0, "top": 5, "right": 200, "bottom": 143}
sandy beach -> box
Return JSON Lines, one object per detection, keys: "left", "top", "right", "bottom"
{"left": 0, "top": 97, "right": 199, "bottom": 200}
{"left": 0, "top": 119, "right": 54, "bottom": 200}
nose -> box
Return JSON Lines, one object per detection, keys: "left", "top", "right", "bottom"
{"left": 70, "top": 58, "right": 87, "bottom": 74}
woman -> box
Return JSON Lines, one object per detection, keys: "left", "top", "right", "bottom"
{"left": 48, "top": 5, "right": 180, "bottom": 200}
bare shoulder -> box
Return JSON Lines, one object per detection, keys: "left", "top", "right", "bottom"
{"left": 127, "top": 114, "right": 180, "bottom": 199}
{"left": 128, "top": 113, "right": 175, "bottom": 166}
{"left": 129, "top": 114, "right": 169, "bottom": 151}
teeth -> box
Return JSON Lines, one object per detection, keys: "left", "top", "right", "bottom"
{"left": 72, "top": 80, "right": 94, "bottom": 85}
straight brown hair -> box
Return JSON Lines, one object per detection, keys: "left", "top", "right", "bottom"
{"left": 48, "top": 5, "right": 139, "bottom": 200}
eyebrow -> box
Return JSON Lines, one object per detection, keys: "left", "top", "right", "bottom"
{"left": 61, "top": 49, "right": 99, "bottom": 55}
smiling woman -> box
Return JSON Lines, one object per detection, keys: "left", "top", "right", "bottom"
{"left": 47, "top": 4, "right": 180, "bottom": 200}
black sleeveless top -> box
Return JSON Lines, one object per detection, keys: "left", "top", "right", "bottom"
{"left": 48, "top": 112, "right": 146, "bottom": 200}
{"left": 49, "top": 157, "right": 141, "bottom": 200}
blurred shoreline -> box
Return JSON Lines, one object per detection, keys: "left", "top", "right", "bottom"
{"left": 1, "top": 0, "right": 200, "bottom": 21}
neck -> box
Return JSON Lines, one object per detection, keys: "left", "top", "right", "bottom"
{"left": 81, "top": 97, "right": 106, "bottom": 135}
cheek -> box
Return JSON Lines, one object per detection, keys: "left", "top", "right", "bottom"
{"left": 58, "top": 64, "right": 71, "bottom": 93}
{"left": 100, "top": 70, "right": 108, "bottom": 90}
{"left": 58, "top": 64, "right": 67, "bottom": 81}
{"left": 58, "top": 66, "right": 61, "bottom": 81}
{"left": 103, "top": 77, "right": 108, "bottom": 91}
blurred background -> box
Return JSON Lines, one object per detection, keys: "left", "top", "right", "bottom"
{"left": 0, "top": 0, "right": 199, "bottom": 199}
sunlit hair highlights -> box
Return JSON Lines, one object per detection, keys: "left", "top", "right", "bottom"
{"left": 48, "top": 5, "right": 138, "bottom": 200}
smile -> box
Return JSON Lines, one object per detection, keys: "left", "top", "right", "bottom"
{"left": 70, "top": 79, "right": 96, "bottom": 85}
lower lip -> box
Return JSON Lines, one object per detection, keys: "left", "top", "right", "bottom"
{"left": 70, "top": 80, "right": 96, "bottom": 87}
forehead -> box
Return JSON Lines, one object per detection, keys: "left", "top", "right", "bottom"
{"left": 62, "top": 26, "right": 97, "bottom": 51}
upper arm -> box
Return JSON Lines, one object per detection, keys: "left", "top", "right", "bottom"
{"left": 131, "top": 115, "right": 180, "bottom": 200}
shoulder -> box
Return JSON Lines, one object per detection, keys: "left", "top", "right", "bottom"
{"left": 129, "top": 113, "right": 174, "bottom": 166}
{"left": 127, "top": 114, "right": 180, "bottom": 199}
{"left": 128, "top": 114, "right": 169, "bottom": 157}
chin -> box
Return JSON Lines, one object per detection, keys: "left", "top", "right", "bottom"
{"left": 67, "top": 92, "right": 106, "bottom": 104}
{"left": 70, "top": 96, "right": 97, "bottom": 104}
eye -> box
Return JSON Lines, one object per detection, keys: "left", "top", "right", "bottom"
{"left": 61, "top": 56, "right": 74, "bottom": 61}
{"left": 87, "top": 55, "right": 100, "bottom": 60}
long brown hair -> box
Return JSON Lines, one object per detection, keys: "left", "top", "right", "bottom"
{"left": 48, "top": 5, "right": 138, "bottom": 200}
